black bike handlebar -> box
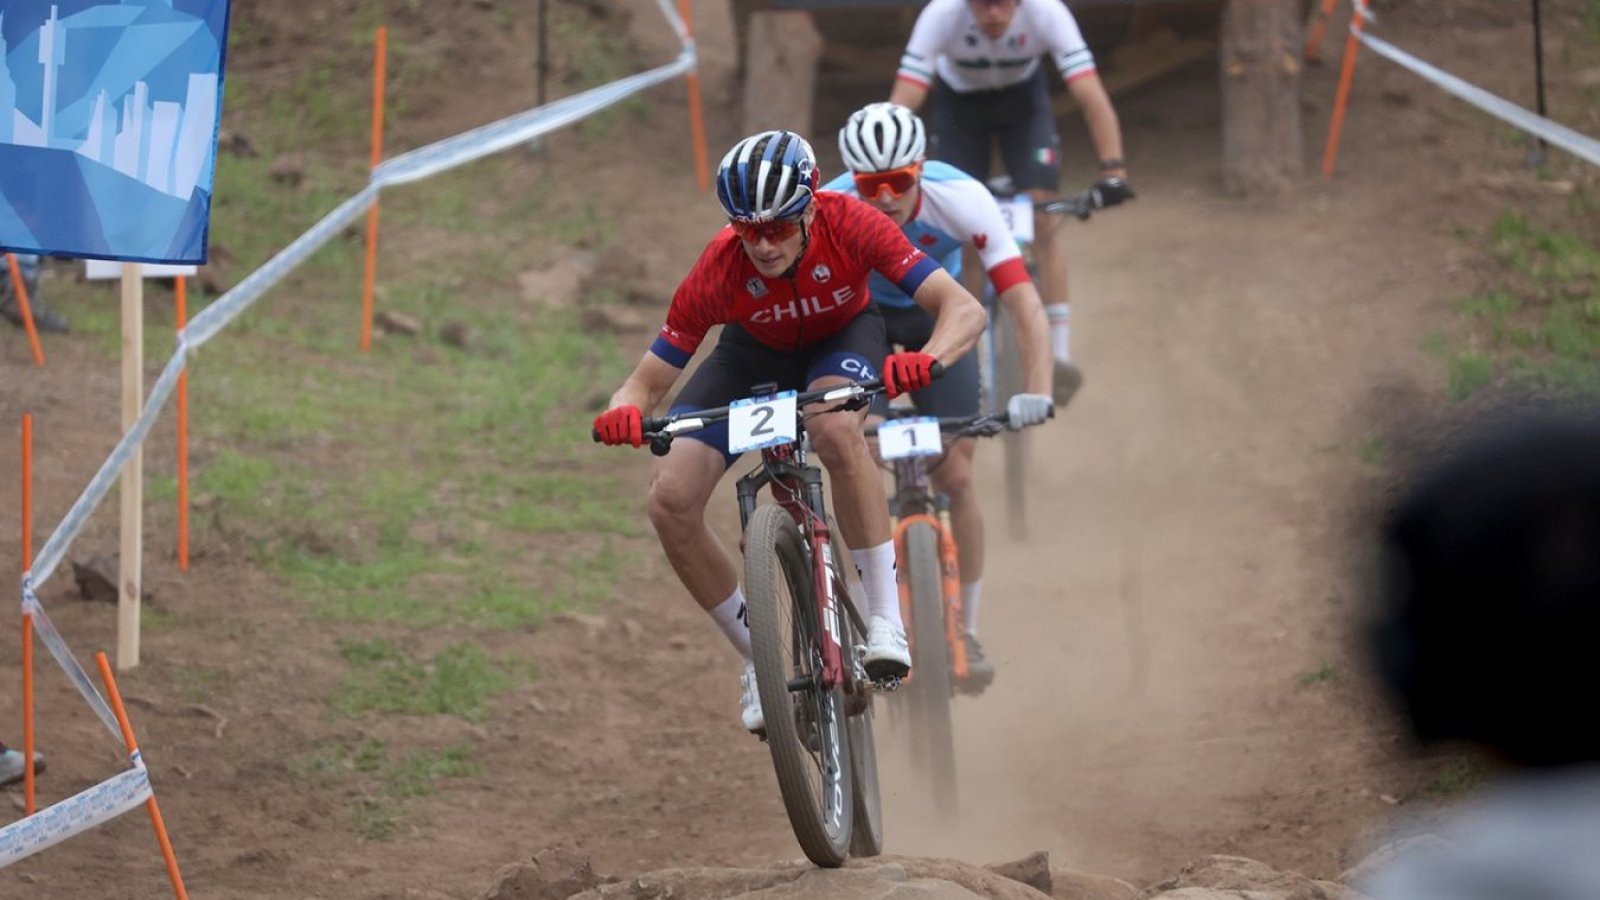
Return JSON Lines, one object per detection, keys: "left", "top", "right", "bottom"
{"left": 863, "top": 411, "right": 1012, "bottom": 439}
{"left": 593, "top": 363, "right": 945, "bottom": 454}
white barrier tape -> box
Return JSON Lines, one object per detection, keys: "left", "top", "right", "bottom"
{"left": 1357, "top": 30, "right": 1600, "bottom": 168}
{"left": 21, "top": 584, "right": 123, "bottom": 742}
{"left": 31, "top": 350, "right": 188, "bottom": 587}
{"left": 0, "top": 766, "right": 152, "bottom": 869}
{"left": 375, "top": 47, "right": 694, "bottom": 188}
{"left": 185, "top": 186, "right": 379, "bottom": 348}
{"left": 652, "top": 0, "right": 691, "bottom": 45}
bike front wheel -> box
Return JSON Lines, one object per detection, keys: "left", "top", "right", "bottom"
{"left": 903, "top": 521, "right": 958, "bottom": 813}
{"left": 744, "top": 504, "right": 853, "bottom": 867}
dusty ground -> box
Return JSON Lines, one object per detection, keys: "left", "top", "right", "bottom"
{"left": 3, "top": 0, "right": 1594, "bottom": 897}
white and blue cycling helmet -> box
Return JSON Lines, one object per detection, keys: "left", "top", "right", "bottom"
{"left": 839, "top": 102, "right": 926, "bottom": 173}
{"left": 715, "top": 130, "right": 818, "bottom": 221}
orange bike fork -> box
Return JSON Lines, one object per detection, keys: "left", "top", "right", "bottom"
{"left": 893, "top": 513, "right": 967, "bottom": 682}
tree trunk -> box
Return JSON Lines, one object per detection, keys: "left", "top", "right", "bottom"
{"left": 1220, "top": 0, "right": 1304, "bottom": 195}
{"left": 740, "top": 11, "right": 823, "bottom": 138}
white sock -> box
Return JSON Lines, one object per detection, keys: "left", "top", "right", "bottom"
{"left": 710, "top": 587, "right": 752, "bottom": 660}
{"left": 852, "top": 541, "right": 903, "bottom": 630}
{"left": 961, "top": 579, "right": 982, "bottom": 637}
{"left": 1046, "top": 304, "right": 1071, "bottom": 362}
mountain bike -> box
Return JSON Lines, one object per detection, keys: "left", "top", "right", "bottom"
{"left": 978, "top": 178, "right": 1095, "bottom": 540}
{"left": 600, "top": 376, "right": 902, "bottom": 867}
{"left": 865, "top": 407, "right": 1023, "bottom": 813}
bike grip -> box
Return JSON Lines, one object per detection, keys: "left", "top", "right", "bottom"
{"left": 591, "top": 427, "right": 601, "bottom": 443}
{"left": 930, "top": 360, "right": 945, "bottom": 380}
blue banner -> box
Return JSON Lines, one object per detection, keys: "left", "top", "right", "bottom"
{"left": 0, "top": 0, "right": 231, "bottom": 264}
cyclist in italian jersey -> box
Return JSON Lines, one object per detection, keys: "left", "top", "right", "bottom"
{"left": 828, "top": 102, "right": 1053, "bottom": 691}
{"left": 593, "top": 131, "right": 988, "bottom": 734}
{"left": 889, "top": 0, "right": 1135, "bottom": 406}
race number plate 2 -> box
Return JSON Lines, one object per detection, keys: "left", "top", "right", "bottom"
{"left": 728, "top": 391, "right": 798, "bottom": 454}
{"left": 998, "top": 195, "right": 1034, "bottom": 243}
{"left": 877, "top": 417, "right": 941, "bottom": 460}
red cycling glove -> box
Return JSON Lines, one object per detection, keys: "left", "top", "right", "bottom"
{"left": 593, "top": 405, "right": 643, "bottom": 447}
{"left": 883, "top": 351, "right": 938, "bottom": 399}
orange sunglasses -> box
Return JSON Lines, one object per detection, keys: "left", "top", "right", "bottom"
{"left": 852, "top": 163, "right": 922, "bottom": 201}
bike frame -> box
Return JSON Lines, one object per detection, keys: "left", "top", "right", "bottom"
{"left": 735, "top": 437, "right": 867, "bottom": 694}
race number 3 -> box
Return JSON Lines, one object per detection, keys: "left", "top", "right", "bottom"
{"left": 998, "top": 195, "right": 1034, "bottom": 244}
{"left": 877, "top": 417, "right": 941, "bottom": 461}
{"left": 728, "top": 391, "right": 798, "bottom": 454}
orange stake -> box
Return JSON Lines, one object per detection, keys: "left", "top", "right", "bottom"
{"left": 678, "top": 0, "right": 710, "bottom": 192}
{"left": 5, "top": 253, "right": 45, "bottom": 367}
{"left": 21, "top": 413, "right": 37, "bottom": 815}
{"left": 1304, "top": 0, "right": 1341, "bottom": 62}
{"left": 95, "top": 652, "right": 190, "bottom": 900}
{"left": 1321, "top": 0, "right": 1369, "bottom": 179}
{"left": 176, "top": 277, "right": 190, "bottom": 571}
{"left": 360, "top": 25, "right": 389, "bottom": 352}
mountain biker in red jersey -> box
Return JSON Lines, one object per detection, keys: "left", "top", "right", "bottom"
{"left": 889, "top": 0, "right": 1135, "bottom": 405}
{"left": 593, "top": 130, "right": 987, "bottom": 734}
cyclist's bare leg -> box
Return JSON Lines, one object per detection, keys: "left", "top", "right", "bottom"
{"left": 1029, "top": 192, "right": 1082, "bottom": 403}
{"left": 806, "top": 375, "right": 906, "bottom": 641}
{"left": 647, "top": 438, "right": 740, "bottom": 611}
{"left": 929, "top": 438, "right": 982, "bottom": 583}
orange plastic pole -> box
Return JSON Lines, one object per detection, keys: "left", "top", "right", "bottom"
{"left": 21, "top": 413, "right": 37, "bottom": 815}
{"left": 1304, "top": 0, "right": 1341, "bottom": 61}
{"left": 360, "top": 25, "right": 389, "bottom": 352}
{"left": 5, "top": 253, "right": 45, "bottom": 366}
{"left": 678, "top": 1, "right": 710, "bottom": 192}
{"left": 95, "top": 652, "right": 189, "bottom": 900}
{"left": 175, "top": 277, "right": 189, "bottom": 571}
{"left": 1321, "top": 0, "right": 1368, "bottom": 179}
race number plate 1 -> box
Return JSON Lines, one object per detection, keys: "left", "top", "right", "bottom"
{"left": 728, "top": 391, "right": 799, "bottom": 454}
{"left": 998, "top": 195, "right": 1034, "bottom": 243}
{"left": 877, "top": 416, "right": 942, "bottom": 461}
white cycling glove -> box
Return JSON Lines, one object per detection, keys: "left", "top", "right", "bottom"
{"left": 1005, "top": 393, "right": 1054, "bottom": 430}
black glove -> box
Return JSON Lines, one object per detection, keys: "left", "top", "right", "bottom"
{"left": 1090, "top": 177, "right": 1136, "bottom": 209}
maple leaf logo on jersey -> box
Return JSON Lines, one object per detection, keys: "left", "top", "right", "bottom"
{"left": 973, "top": 233, "right": 989, "bottom": 250}
{"left": 746, "top": 277, "right": 768, "bottom": 298}
{"left": 812, "top": 264, "right": 832, "bottom": 284}
{"left": 919, "top": 234, "right": 938, "bottom": 247}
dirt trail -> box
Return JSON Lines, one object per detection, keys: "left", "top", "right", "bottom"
{"left": 2, "top": 1, "right": 1579, "bottom": 896}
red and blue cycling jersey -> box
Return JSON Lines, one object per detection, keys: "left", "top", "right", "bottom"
{"left": 650, "top": 191, "right": 942, "bottom": 367}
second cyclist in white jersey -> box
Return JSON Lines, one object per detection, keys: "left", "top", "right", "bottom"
{"left": 889, "top": 0, "right": 1135, "bottom": 406}
{"left": 827, "top": 102, "right": 1055, "bottom": 690}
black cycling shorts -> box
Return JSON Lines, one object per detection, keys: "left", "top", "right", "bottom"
{"left": 867, "top": 304, "right": 980, "bottom": 420}
{"left": 930, "top": 66, "right": 1061, "bottom": 192}
{"left": 669, "top": 309, "right": 885, "bottom": 468}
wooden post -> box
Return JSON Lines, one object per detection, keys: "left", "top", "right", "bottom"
{"left": 175, "top": 277, "right": 189, "bottom": 571}
{"left": 1221, "top": 0, "right": 1305, "bottom": 195}
{"left": 740, "top": 11, "right": 822, "bottom": 138}
{"left": 119, "top": 263, "right": 144, "bottom": 670}
{"left": 21, "top": 413, "right": 37, "bottom": 815}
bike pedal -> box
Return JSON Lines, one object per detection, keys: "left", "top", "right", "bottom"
{"left": 871, "top": 675, "right": 903, "bottom": 693}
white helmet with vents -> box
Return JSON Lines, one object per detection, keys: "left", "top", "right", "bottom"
{"left": 838, "top": 102, "right": 926, "bottom": 173}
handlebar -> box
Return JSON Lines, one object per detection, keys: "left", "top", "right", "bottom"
{"left": 864, "top": 410, "right": 1013, "bottom": 440}
{"left": 593, "top": 363, "right": 945, "bottom": 456}
{"left": 984, "top": 175, "right": 1096, "bottom": 222}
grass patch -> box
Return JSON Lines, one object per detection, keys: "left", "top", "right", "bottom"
{"left": 1425, "top": 756, "right": 1487, "bottom": 797}
{"left": 290, "top": 738, "right": 481, "bottom": 840}
{"left": 1434, "top": 211, "right": 1600, "bottom": 401}
{"left": 332, "top": 639, "right": 522, "bottom": 720}
{"left": 1356, "top": 437, "right": 1386, "bottom": 466}
{"left": 1297, "top": 661, "right": 1338, "bottom": 686}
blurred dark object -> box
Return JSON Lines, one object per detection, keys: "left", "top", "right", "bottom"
{"left": 1371, "top": 408, "right": 1600, "bottom": 767}
{"left": 0, "top": 253, "right": 69, "bottom": 333}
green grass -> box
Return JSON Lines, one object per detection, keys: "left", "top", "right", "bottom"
{"left": 332, "top": 639, "right": 522, "bottom": 720}
{"left": 1425, "top": 756, "right": 1487, "bottom": 797}
{"left": 290, "top": 738, "right": 481, "bottom": 840}
{"left": 1298, "top": 661, "right": 1338, "bottom": 686}
{"left": 1435, "top": 211, "right": 1600, "bottom": 401}
{"left": 1356, "top": 437, "right": 1387, "bottom": 466}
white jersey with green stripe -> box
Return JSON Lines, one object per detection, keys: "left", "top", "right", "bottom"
{"left": 896, "top": 0, "right": 1097, "bottom": 94}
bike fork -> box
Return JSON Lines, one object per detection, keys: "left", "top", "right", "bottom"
{"left": 937, "top": 504, "right": 968, "bottom": 681}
